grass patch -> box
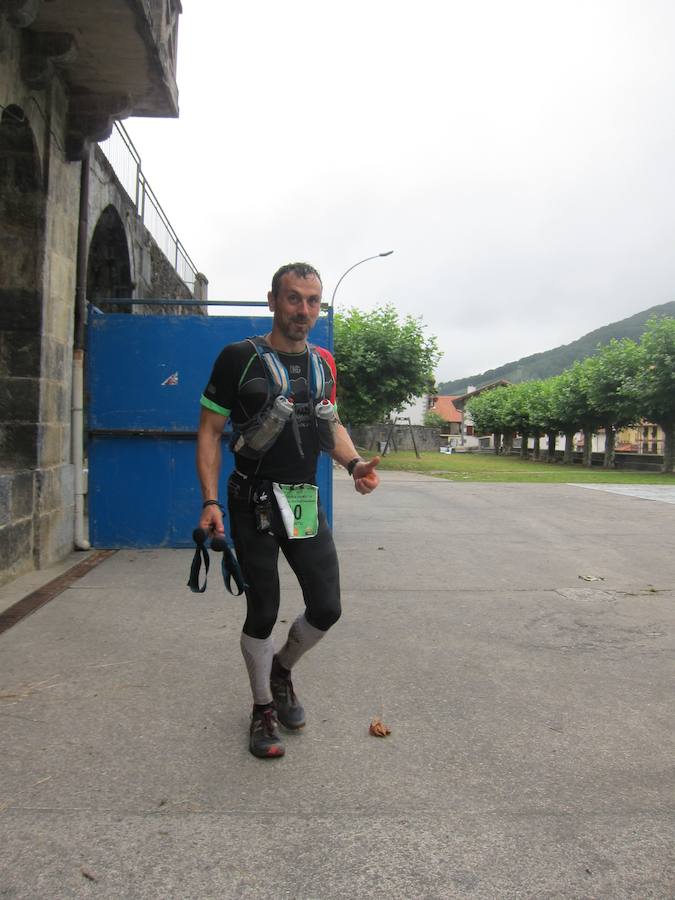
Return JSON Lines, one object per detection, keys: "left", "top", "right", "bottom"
{"left": 373, "top": 451, "right": 675, "bottom": 483}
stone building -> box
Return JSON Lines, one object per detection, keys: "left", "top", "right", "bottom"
{"left": 1, "top": 1, "right": 202, "bottom": 585}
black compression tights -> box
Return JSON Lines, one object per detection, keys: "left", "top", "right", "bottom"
{"left": 228, "top": 491, "right": 341, "bottom": 640}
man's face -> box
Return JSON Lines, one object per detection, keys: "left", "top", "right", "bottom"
{"left": 268, "top": 272, "right": 322, "bottom": 344}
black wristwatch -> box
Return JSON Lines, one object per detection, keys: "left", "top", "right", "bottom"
{"left": 347, "top": 457, "right": 363, "bottom": 477}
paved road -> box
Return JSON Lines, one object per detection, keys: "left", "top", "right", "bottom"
{"left": 0, "top": 472, "right": 674, "bottom": 899}
{"left": 570, "top": 482, "right": 675, "bottom": 504}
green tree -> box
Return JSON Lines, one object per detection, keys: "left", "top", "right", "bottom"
{"left": 500, "top": 382, "right": 535, "bottom": 458}
{"left": 521, "top": 380, "right": 552, "bottom": 460}
{"left": 626, "top": 317, "right": 675, "bottom": 472}
{"left": 333, "top": 305, "right": 440, "bottom": 425}
{"left": 423, "top": 409, "right": 447, "bottom": 428}
{"left": 524, "top": 378, "right": 563, "bottom": 462}
{"left": 566, "top": 358, "right": 602, "bottom": 467}
{"left": 584, "top": 339, "right": 642, "bottom": 468}
{"left": 466, "top": 387, "right": 511, "bottom": 453}
{"left": 548, "top": 371, "right": 584, "bottom": 463}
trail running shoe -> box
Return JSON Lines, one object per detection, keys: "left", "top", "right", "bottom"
{"left": 270, "top": 656, "right": 306, "bottom": 730}
{"left": 249, "top": 706, "right": 285, "bottom": 759}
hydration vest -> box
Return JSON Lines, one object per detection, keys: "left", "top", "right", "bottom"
{"left": 230, "top": 336, "right": 333, "bottom": 460}
{"left": 249, "top": 336, "right": 329, "bottom": 405}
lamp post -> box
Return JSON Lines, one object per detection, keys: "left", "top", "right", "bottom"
{"left": 329, "top": 251, "right": 394, "bottom": 308}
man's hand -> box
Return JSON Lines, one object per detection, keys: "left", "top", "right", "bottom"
{"left": 352, "top": 456, "right": 380, "bottom": 495}
{"left": 199, "top": 503, "right": 226, "bottom": 536}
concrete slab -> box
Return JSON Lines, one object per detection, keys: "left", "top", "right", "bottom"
{"left": 0, "top": 472, "right": 673, "bottom": 898}
{"left": 0, "top": 551, "right": 90, "bottom": 616}
{"left": 570, "top": 483, "right": 675, "bottom": 505}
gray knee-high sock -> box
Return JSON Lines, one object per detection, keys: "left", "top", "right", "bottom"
{"left": 240, "top": 633, "right": 274, "bottom": 705}
{"left": 276, "top": 614, "right": 325, "bottom": 671}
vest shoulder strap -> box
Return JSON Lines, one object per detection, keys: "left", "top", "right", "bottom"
{"left": 247, "top": 336, "right": 328, "bottom": 401}
{"left": 308, "top": 343, "right": 327, "bottom": 402}
{"left": 247, "top": 336, "right": 292, "bottom": 398}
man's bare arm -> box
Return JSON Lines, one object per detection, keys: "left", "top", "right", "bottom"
{"left": 196, "top": 406, "right": 228, "bottom": 533}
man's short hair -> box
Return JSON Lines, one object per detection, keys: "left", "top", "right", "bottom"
{"left": 271, "top": 262, "right": 322, "bottom": 298}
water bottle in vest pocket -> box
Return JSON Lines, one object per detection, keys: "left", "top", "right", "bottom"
{"left": 315, "top": 398, "right": 338, "bottom": 451}
{"left": 232, "top": 395, "right": 294, "bottom": 457}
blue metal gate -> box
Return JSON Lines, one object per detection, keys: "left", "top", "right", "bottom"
{"left": 87, "top": 305, "right": 334, "bottom": 548}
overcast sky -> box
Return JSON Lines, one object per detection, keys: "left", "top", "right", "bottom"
{"left": 126, "top": 0, "right": 675, "bottom": 384}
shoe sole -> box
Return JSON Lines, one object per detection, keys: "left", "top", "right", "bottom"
{"left": 278, "top": 718, "right": 305, "bottom": 731}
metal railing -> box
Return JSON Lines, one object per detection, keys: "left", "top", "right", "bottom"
{"left": 97, "top": 122, "right": 199, "bottom": 288}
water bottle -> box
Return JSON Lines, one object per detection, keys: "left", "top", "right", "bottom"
{"left": 315, "top": 398, "right": 337, "bottom": 451}
{"left": 234, "top": 395, "right": 294, "bottom": 455}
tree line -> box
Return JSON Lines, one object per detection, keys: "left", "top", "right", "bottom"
{"left": 465, "top": 318, "right": 675, "bottom": 473}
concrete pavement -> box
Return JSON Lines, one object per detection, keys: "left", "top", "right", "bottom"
{"left": 0, "top": 471, "right": 674, "bottom": 899}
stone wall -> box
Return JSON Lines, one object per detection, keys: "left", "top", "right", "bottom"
{"left": 0, "top": 22, "right": 78, "bottom": 579}
{"left": 87, "top": 147, "right": 203, "bottom": 314}
{"left": 0, "top": 470, "right": 34, "bottom": 581}
{"left": 37, "top": 77, "right": 79, "bottom": 568}
{"left": 350, "top": 423, "right": 444, "bottom": 453}
{"left": 0, "top": 8, "right": 196, "bottom": 586}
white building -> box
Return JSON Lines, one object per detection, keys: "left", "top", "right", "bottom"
{"left": 394, "top": 395, "right": 429, "bottom": 425}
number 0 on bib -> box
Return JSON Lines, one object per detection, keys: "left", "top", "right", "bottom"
{"left": 273, "top": 483, "right": 319, "bottom": 539}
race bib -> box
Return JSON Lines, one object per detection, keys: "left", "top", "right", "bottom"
{"left": 272, "top": 483, "right": 319, "bottom": 539}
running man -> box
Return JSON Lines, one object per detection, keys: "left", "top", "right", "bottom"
{"left": 196, "top": 262, "right": 380, "bottom": 758}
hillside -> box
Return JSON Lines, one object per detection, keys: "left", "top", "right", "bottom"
{"left": 437, "top": 300, "right": 675, "bottom": 395}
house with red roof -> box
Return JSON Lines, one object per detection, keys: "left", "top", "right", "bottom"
{"left": 428, "top": 395, "right": 463, "bottom": 436}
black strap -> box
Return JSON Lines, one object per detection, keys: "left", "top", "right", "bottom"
{"left": 187, "top": 527, "right": 246, "bottom": 597}
{"left": 187, "top": 528, "right": 210, "bottom": 593}
{"left": 210, "top": 534, "right": 247, "bottom": 596}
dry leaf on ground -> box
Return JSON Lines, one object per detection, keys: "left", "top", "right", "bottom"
{"left": 369, "top": 717, "right": 391, "bottom": 737}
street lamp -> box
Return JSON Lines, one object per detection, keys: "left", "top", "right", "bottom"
{"left": 329, "top": 251, "right": 394, "bottom": 307}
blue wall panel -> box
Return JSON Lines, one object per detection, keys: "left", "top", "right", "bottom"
{"left": 87, "top": 311, "right": 333, "bottom": 548}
